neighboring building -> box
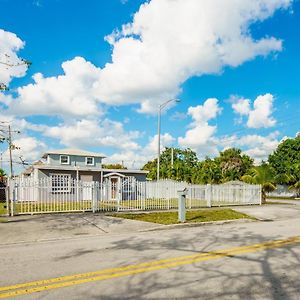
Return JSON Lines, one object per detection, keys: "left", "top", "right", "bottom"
{"left": 22, "top": 149, "right": 148, "bottom": 200}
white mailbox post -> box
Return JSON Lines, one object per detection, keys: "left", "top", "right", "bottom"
{"left": 177, "top": 188, "right": 188, "bottom": 223}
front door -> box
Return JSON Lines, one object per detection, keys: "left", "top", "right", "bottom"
{"left": 110, "top": 177, "right": 119, "bottom": 200}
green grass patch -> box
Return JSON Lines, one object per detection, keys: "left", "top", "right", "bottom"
{"left": 0, "top": 202, "right": 7, "bottom": 215}
{"left": 9, "top": 199, "right": 208, "bottom": 214}
{"left": 111, "top": 208, "right": 254, "bottom": 225}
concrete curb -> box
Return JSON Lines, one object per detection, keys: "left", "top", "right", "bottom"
{"left": 139, "top": 218, "right": 259, "bottom": 232}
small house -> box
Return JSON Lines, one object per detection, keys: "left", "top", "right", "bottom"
{"left": 22, "top": 148, "right": 148, "bottom": 201}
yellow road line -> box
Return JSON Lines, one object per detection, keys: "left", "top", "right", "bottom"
{"left": 1, "top": 235, "right": 300, "bottom": 299}
{"left": 0, "top": 241, "right": 262, "bottom": 293}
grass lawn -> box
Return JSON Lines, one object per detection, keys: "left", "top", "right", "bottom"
{"left": 0, "top": 202, "right": 7, "bottom": 215}
{"left": 110, "top": 208, "right": 254, "bottom": 225}
{"left": 6, "top": 201, "right": 118, "bottom": 214}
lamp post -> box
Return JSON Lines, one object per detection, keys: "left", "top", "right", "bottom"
{"left": 157, "top": 99, "right": 180, "bottom": 181}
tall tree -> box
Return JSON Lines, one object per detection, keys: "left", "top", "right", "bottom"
{"left": 268, "top": 135, "right": 300, "bottom": 184}
{"left": 216, "top": 148, "right": 254, "bottom": 182}
{"left": 142, "top": 148, "right": 198, "bottom": 182}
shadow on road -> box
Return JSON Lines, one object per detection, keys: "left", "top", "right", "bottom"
{"left": 63, "top": 226, "right": 300, "bottom": 299}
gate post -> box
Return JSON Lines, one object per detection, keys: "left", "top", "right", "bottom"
{"left": 92, "top": 181, "right": 96, "bottom": 213}
{"left": 205, "top": 184, "right": 212, "bottom": 207}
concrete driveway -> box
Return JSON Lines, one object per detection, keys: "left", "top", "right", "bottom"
{"left": 235, "top": 200, "right": 300, "bottom": 221}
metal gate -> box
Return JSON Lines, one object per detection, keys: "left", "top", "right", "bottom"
{"left": 6, "top": 178, "right": 262, "bottom": 215}
{"left": 0, "top": 183, "right": 8, "bottom": 216}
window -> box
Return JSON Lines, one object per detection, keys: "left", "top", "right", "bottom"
{"left": 50, "top": 174, "right": 71, "bottom": 192}
{"left": 60, "top": 155, "right": 70, "bottom": 165}
{"left": 86, "top": 157, "right": 94, "bottom": 166}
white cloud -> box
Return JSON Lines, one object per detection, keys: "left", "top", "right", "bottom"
{"left": 147, "top": 133, "right": 176, "bottom": 153}
{"left": 43, "top": 118, "right": 141, "bottom": 151}
{"left": 178, "top": 98, "right": 222, "bottom": 157}
{"left": 231, "top": 97, "right": 251, "bottom": 116}
{"left": 232, "top": 93, "right": 276, "bottom": 128}
{"left": 218, "top": 131, "right": 280, "bottom": 163}
{"left": 247, "top": 94, "right": 276, "bottom": 128}
{"left": 97, "top": 0, "right": 289, "bottom": 112}
{"left": 178, "top": 97, "right": 280, "bottom": 161}
{"left": 239, "top": 132, "right": 280, "bottom": 162}
{"left": 7, "top": 0, "right": 291, "bottom": 116}
{"left": 104, "top": 132, "right": 175, "bottom": 168}
{"left": 9, "top": 57, "right": 104, "bottom": 117}
{"left": 12, "top": 136, "right": 47, "bottom": 162}
{"left": 1, "top": 136, "right": 47, "bottom": 174}
{"left": 0, "top": 29, "right": 28, "bottom": 87}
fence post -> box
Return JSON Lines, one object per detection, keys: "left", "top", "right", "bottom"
{"left": 259, "top": 185, "right": 262, "bottom": 205}
{"left": 92, "top": 181, "right": 96, "bottom": 213}
{"left": 9, "top": 179, "right": 16, "bottom": 217}
{"left": 188, "top": 186, "right": 192, "bottom": 209}
{"left": 205, "top": 184, "right": 212, "bottom": 207}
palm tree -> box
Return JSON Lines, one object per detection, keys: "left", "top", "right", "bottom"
{"left": 288, "top": 181, "right": 300, "bottom": 198}
{"left": 241, "top": 164, "right": 276, "bottom": 204}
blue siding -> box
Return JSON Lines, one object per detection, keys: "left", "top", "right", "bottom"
{"left": 48, "top": 154, "right": 102, "bottom": 168}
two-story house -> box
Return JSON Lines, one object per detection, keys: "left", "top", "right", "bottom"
{"left": 23, "top": 149, "right": 148, "bottom": 200}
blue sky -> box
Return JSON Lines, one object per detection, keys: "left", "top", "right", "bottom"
{"left": 0, "top": 0, "right": 299, "bottom": 171}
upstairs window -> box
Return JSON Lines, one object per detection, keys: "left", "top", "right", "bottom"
{"left": 60, "top": 155, "right": 70, "bottom": 165}
{"left": 86, "top": 157, "right": 94, "bottom": 166}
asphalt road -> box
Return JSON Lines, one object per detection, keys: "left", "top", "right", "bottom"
{"left": 1, "top": 202, "right": 300, "bottom": 299}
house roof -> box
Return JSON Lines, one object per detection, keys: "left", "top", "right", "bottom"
{"left": 42, "top": 148, "right": 106, "bottom": 159}
{"left": 22, "top": 160, "right": 45, "bottom": 175}
{"left": 32, "top": 164, "right": 149, "bottom": 174}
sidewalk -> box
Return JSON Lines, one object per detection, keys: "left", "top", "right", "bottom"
{"left": 0, "top": 213, "right": 163, "bottom": 245}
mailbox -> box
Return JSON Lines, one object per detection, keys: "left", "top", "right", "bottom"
{"left": 177, "top": 188, "right": 188, "bottom": 223}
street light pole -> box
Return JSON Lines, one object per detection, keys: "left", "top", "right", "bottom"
{"left": 157, "top": 99, "right": 180, "bottom": 181}
{"left": 157, "top": 108, "right": 161, "bottom": 181}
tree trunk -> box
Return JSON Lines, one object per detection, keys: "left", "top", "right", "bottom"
{"left": 261, "top": 189, "right": 267, "bottom": 204}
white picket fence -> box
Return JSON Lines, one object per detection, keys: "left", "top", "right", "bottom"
{"left": 8, "top": 178, "right": 262, "bottom": 215}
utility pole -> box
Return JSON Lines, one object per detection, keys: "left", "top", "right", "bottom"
{"left": 0, "top": 123, "right": 20, "bottom": 178}
{"left": 171, "top": 147, "right": 174, "bottom": 168}
{"left": 8, "top": 125, "right": 13, "bottom": 179}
